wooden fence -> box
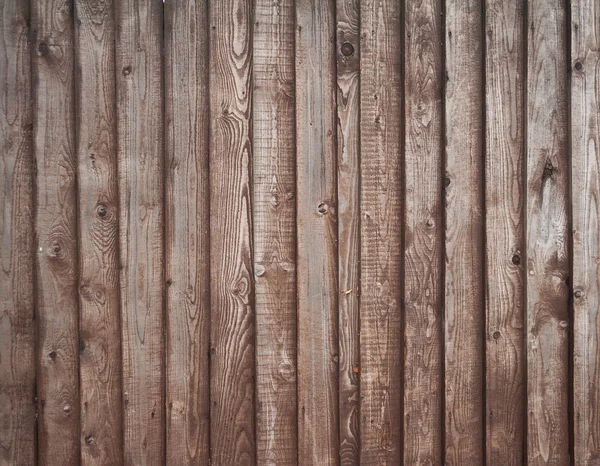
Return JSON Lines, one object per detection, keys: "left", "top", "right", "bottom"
{"left": 1, "top": 0, "right": 599, "bottom": 464}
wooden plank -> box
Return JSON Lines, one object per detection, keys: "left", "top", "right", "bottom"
{"left": 208, "top": 0, "right": 255, "bottom": 463}
{"left": 572, "top": 0, "right": 600, "bottom": 463}
{"left": 164, "top": 1, "right": 210, "bottom": 464}
{"left": 484, "top": 0, "right": 526, "bottom": 463}
{"left": 335, "top": 0, "right": 360, "bottom": 463}
{"left": 253, "top": 0, "right": 297, "bottom": 464}
{"left": 295, "top": 0, "right": 339, "bottom": 464}
{"left": 73, "top": 1, "right": 123, "bottom": 464}
{"left": 359, "top": 0, "right": 403, "bottom": 462}
{"left": 525, "top": 0, "right": 570, "bottom": 463}
{"left": 0, "top": 1, "right": 36, "bottom": 464}
{"left": 114, "top": 1, "right": 165, "bottom": 464}
{"left": 31, "top": 0, "right": 80, "bottom": 464}
{"left": 403, "top": 0, "right": 444, "bottom": 463}
{"left": 444, "top": 0, "right": 485, "bottom": 463}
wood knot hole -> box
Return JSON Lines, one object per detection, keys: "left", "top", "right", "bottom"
{"left": 512, "top": 254, "right": 520, "bottom": 265}
{"left": 493, "top": 331, "right": 501, "bottom": 340}
{"left": 84, "top": 435, "right": 94, "bottom": 445}
{"left": 122, "top": 66, "right": 132, "bottom": 76}
{"left": 574, "top": 61, "right": 583, "bottom": 71}
{"left": 38, "top": 42, "right": 48, "bottom": 55}
{"left": 96, "top": 204, "right": 108, "bottom": 218}
{"left": 317, "top": 202, "right": 329, "bottom": 214}
{"left": 341, "top": 42, "right": 354, "bottom": 57}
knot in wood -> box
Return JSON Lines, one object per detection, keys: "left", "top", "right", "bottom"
{"left": 317, "top": 202, "right": 329, "bottom": 215}
{"left": 341, "top": 42, "right": 354, "bottom": 57}
{"left": 574, "top": 61, "right": 583, "bottom": 71}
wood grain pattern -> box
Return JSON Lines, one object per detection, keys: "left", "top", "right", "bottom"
{"left": 572, "top": 0, "right": 600, "bottom": 463}
{"left": 253, "top": 0, "right": 297, "bottom": 464}
{"left": 526, "top": 0, "right": 570, "bottom": 463}
{"left": 31, "top": 0, "right": 80, "bottom": 464}
{"left": 208, "top": 0, "right": 255, "bottom": 464}
{"left": 403, "top": 0, "right": 444, "bottom": 463}
{"left": 335, "top": 0, "right": 360, "bottom": 463}
{"left": 484, "top": 0, "right": 526, "bottom": 463}
{"left": 359, "top": 0, "right": 403, "bottom": 463}
{"left": 295, "top": 1, "right": 339, "bottom": 464}
{"left": 164, "top": 1, "right": 210, "bottom": 464}
{"left": 114, "top": 1, "right": 165, "bottom": 464}
{"left": 0, "top": 1, "right": 36, "bottom": 464}
{"left": 74, "top": 1, "right": 123, "bottom": 464}
{"left": 444, "top": 0, "right": 485, "bottom": 463}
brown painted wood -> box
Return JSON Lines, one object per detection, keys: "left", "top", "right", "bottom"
{"left": 444, "top": 0, "right": 485, "bottom": 463}
{"left": 403, "top": 0, "right": 444, "bottom": 463}
{"left": 484, "top": 0, "right": 526, "bottom": 463}
{"left": 164, "top": 1, "right": 211, "bottom": 464}
{"left": 335, "top": 0, "right": 360, "bottom": 464}
{"left": 572, "top": 0, "right": 600, "bottom": 463}
{"left": 0, "top": 1, "right": 36, "bottom": 464}
{"left": 31, "top": 0, "right": 80, "bottom": 464}
{"left": 114, "top": 1, "right": 165, "bottom": 464}
{"left": 253, "top": 0, "right": 298, "bottom": 464}
{"left": 359, "top": 0, "right": 403, "bottom": 463}
{"left": 208, "top": 0, "right": 255, "bottom": 464}
{"left": 526, "top": 0, "right": 570, "bottom": 463}
{"left": 295, "top": 0, "right": 339, "bottom": 464}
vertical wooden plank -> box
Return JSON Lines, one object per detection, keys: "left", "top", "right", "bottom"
{"left": 253, "top": 0, "right": 297, "bottom": 463}
{"left": 295, "top": 0, "right": 339, "bottom": 464}
{"left": 74, "top": 1, "right": 123, "bottom": 464}
{"left": 484, "top": 0, "right": 526, "bottom": 463}
{"left": 526, "top": 0, "right": 570, "bottom": 463}
{"left": 359, "top": 0, "right": 403, "bottom": 462}
{"left": 572, "top": 0, "right": 600, "bottom": 463}
{"left": 31, "top": 0, "right": 80, "bottom": 464}
{"left": 114, "top": 1, "right": 165, "bottom": 464}
{"left": 208, "top": 0, "right": 255, "bottom": 463}
{"left": 444, "top": 0, "right": 485, "bottom": 463}
{"left": 164, "top": 1, "right": 210, "bottom": 464}
{"left": 0, "top": 1, "right": 36, "bottom": 464}
{"left": 403, "top": 0, "right": 444, "bottom": 463}
{"left": 335, "top": 0, "right": 360, "bottom": 463}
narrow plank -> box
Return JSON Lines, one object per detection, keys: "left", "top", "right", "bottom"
{"left": 403, "top": 0, "right": 444, "bottom": 463}
{"left": 295, "top": 0, "right": 339, "bottom": 464}
{"left": 164, "top": 1, "right": 210, "bottom": 464}
{"left": 253, "top": 0, "right": 298, "bottom": 463}
{"left": 359, "top": 0, "right": 403, "bottom": 462}
{"left": 208, "top": 0, "right": 255, "bottom": 463}
{"left": 114, "top": 1, "right": 165, "bottom": 464}
{"left": 572, "top": 0, "right": 600, "bottom": 463}
{"left": 31, "top": 0, "right": 80, "bottom": 464}
{"left": 335, "top": 0, "right": 360, "bottom": 463}
{"left": 0, "top": 1, "right": 36, "bottom": 464}
{"left": 525, "top": 0, "right": 570, "bottom": 463}
{"left": 444, "top": 0, "right": 485, "bottom": 463}
{"left": 73, "top": 1, "right": 123, "bottom": 464}
{"left": 484, "top": 0, "right": 526, "bottom": 463}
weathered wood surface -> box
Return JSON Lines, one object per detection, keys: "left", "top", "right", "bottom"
{"left": 526, "top": 0, "right": 570, "bottom": 463}
{"left": 0, "top": 1, "right": 35, "bottom": 464}
{"left": 31, "top": 0, "right": 80, "bottom": 464}
{"left": 572, "top": 0, "right": 600, "bottom": 464}
{"left": 115, "top": 1, "right": 165, "bottom": 464}
{"left": 359, "top": 0, "right": 403, "bottom": 463}
{"left": 403, "top": 0, "right": 444, "bottom": 463}
{"left": 253, "top": 0, "right": 297, "bottom": 464}
{"left": 484, "top": 0, "right": 526, "bottom": 463}
{"left": 444, "top": 0, "right": 485, "bottom": 463}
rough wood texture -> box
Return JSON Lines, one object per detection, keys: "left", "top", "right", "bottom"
{"left": 484, "top": 0, "right": 526, "bottom": 463}
{"left": 526, "top": 0, "right": 570, "bottom": 463}
{"left": 295, "top": 1, "right": 339, "bottom": 464}
{"left": 0, "top": 1, "right": 36, "bottom": 464}
{"left": 31, "top": 0, "right": 80, "bottom": 464}
{"left": 74, "top": 1, "right": 123, "bottom": 464}
{"left": 335, "top": 0, "right": 360, "bottom": 463}
{"left": 164, "top": 1, "right": 210, "bottom": 464}
{"left": 208, "top": 0, "right": 255, "bottom": 464}
{"left": 359, "top": 0, "right": 403, "bottom": 463}
{"left": 572, "top": 0, "right": 600, "bottom": 463}
{"left": 444, "top": 0, "right": 485, "bottom": 463}
{"left": 253, "top": 0, "right": 297, "bottom": 464}
{"left": 114, "top": 1, "right": 165, "bottom": 464}
{"left": 403, "top": 0, "right": 444, "bottom": 463}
